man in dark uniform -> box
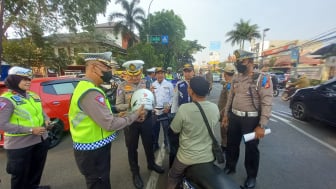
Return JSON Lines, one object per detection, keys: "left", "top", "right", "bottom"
{"left": 222, "top": 50, "right": 273, "bottom": 189}
{"left": 169, "top": 63, "right": 195, "bottom": 167}
{"left": 115, "top": 60, "right": 164, "bottom": 189}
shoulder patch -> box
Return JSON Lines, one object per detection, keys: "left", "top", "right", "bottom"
{"left": 11, "top": 95, "right": 22, "bottom": 102}
{"left": 261, "top": 75, "right": 271, "bottom": 88}
{"left": 95, "top": 95, "right": 106, "bottom": 106}
{"left": 0, "top": 101, "right": 7, "bottom": 110}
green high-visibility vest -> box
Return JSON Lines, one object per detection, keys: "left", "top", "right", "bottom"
{"left": 1, "top": 91, "right": 44, "bottom": 137}
{"left": 69, "top": 80, "right": 117, "bottom": 150}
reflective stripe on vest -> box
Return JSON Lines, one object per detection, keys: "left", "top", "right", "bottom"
{"left": 1, "top": 91, "right": 44, "bottom": 137}
{"left": 69, "top": 80, "right": 117, "bottom": 150}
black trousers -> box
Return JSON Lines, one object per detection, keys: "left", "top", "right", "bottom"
{"left": 153, "top": 113, "right": 170, "bottom": 148}
{"left": 74, "top": 143, "right": 112, "bottom": 189}
{"left": 226, "top": 114, "right": 260, "bottom": 178}
{"left": 124, "top": 114, "right": 155, "bottom": 174}
{"left": 6, "top": 139, "right": 49, "bottom": 189}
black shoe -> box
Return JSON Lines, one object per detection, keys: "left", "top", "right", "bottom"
{"left": 223, "top": 167, "right": 236, "bottom": 175}
{"left": 148, "top": 164, "right": 164, "bottom": 174}
{"left": 244, "top": 177, "right": 256, "bottom": 188}
{"left": 36, "top": 186, "right": 51, "bottom": 189}
{"left": 132, "top": 174, "right": 144, "bottom": 189}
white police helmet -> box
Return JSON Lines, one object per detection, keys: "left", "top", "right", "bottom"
{"left": 130, "top": 88, "right": 154, "bottom": 111}
{"left": 8, "top": 66, "right": 33, "bottom": 78}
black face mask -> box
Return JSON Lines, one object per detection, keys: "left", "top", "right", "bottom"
{"left": 101, "top": 71, "right": 113, "bottom": 83}
{"left": 236, "top": 63, "right": 247, "bottom": 73}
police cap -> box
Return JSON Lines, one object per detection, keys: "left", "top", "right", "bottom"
{"left": 122, "top": 60, "right": 144, "bottom": 76}
{"left": 78, "top": 52, "right": 116, "bottom": 68}
{"left": 223, "top": 65, "right": 236, "bottom": 74}
{"left": 8, "top": 66, "right": 33, "bottom": 79}
{"left": 233, "top": 49, "right": 255, "bottom": 61}
{"left": 182, "top": 63, "right": 194, "bottom": 71}
{"left": 155, "top": 67, "right": 165, "bottom": 73}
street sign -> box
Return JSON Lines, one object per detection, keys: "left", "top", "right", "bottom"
{"left": 161, "top": 35, "right": 169, "bottom": 44}
{"left": 150, "top": 35, "right": 161, "bottom": 43}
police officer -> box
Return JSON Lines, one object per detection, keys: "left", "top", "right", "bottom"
{"left": 169, "top": 63, "right": 195, "bottom": 167}
{"left": 69, "top": 52, "right": 145, "bottom": 189}
{"left": 222, "top": 50, "right": 273, "bottom": 189}
{"left": 152, "top": 67, "right": 174, "bottom": 151}
{"left": 0, "top": 66, "right": 51, "bottom": 189}
{"left": 115, "top": 60, "right": 164, "bottom": 189}
{"left": 145, "top": 67, "right": 156, "bottom": 89}
{"left": 165, "top": 67, "right": 173, "bottom": 82}
{"left": 217, "top": 64, "right": 235, "bottom": 153}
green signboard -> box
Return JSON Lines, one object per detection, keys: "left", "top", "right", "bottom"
{"left": 150, "top": 35, "right": 161, "bottom": 43}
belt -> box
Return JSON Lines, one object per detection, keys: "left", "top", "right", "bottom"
{"left": 232, "top": 109, "right": 259, "bottom": 117}
{"left": 154, "top": 108, "right": 164, "bottom": 116}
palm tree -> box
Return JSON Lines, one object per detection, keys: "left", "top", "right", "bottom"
{"left": 226, "top": 19, "right": 261, "bottom": 50}
{"left": 108, "top": 0, "right": 145, "bottom": 48}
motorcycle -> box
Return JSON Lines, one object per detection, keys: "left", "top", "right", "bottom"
{"left": 273, "top": 85, "right": 280, "bottom": 97}
{"left": 178, "top": 162, "right": 241, "bottom": 189}
{"left": 281, "top": 81, "right": 296, "bottom": 101}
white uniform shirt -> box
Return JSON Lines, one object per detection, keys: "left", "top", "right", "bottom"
{"left": 152, "top": 79, "right": 174, "bottom": 109}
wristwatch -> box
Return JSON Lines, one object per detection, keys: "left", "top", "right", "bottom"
{"left": 29, "top": 128, "right": 33, "bottom": 134}
{"left": 258, "top": 124, "right": 264, "bottom": 129}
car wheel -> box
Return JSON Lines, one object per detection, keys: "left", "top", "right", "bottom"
{"left": 291, "top": 102, "right": 308, "bottom": 121}
{"left": 48, "top": 120, "right": 64, "bottom": 149}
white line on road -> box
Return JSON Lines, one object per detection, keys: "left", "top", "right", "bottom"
{"left": 269, "top": 118, "right": 278, "bottom": 122}
{"left": 146, "top": 142, "right": 167, "bottom": 189}
{"left": 272, "top": 113, "right": 336, "bottom": 153}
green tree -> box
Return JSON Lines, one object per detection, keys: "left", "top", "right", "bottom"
{"left": 140, "top": 10, "right": 203, "bottom": 70}
{"left": 1, "top": 0, "right": 112, "bottom": 69}
{"left": 226, "top": 19, "right": 261, "bottom": 49}
{"left": 108, "top": 0, "right": 145, "bottom": 48}
{"left": 123, "top": 42, "right": 163, "bottom": 69}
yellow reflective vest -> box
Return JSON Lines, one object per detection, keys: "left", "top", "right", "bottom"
{"left": 69, "top": 80, "right": 118, "bottom": 150}
{"left": 1, "top": 91, "right": 44, "bottom": 137}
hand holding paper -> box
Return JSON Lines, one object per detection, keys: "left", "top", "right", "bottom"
{"left": 243, "top": 128, "right": 271, "bottom": 142}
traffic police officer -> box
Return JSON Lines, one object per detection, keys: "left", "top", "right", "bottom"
{"left": 0, "top": 66, "right": 51, "bottom": 189}
{"left": 222, "top": 50, "right": 273, "bottom": 189}
{"left": 115, "top": 60, "right": 164, "bottom": 189}
{"left": 217, "top": 64, "right": 236, "bottom": 153}
{"left": 69, "top": 52, "right": 145, "bottom": 189}
{"left": 165, "top": 67, "right": 173, "bottom": 82}
{"left": 169, "top": 63, "right": 195, "bottom": 167}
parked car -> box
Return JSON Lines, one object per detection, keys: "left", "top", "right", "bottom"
{"left": 289, "top": 78, "right": 336, "bottom": 126}
{"left": 1, "top": 76, "right": 123, "bottom": 148}
{"left": 0, "top": 77, "right": 81, "bottom": 148}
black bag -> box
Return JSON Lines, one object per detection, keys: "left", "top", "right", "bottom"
{"left": 194, "top": 102, "right": 225, "bottom": 164}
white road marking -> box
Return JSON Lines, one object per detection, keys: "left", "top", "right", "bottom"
{"left": 146, "top": 142, "right": 166, "bottom": 189}
{"left": 272, "top": 113, "right": 336, "bottom": 153}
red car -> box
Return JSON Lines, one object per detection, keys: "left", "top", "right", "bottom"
{"left": 0, "top": 77, "right": 80, "bottom": 148}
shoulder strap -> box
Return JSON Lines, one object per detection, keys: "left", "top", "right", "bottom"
{"left": 194, "top": 101, "right": 217, "bottom": 143}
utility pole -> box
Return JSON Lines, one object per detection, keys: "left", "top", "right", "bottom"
{"left": 260, "top": 28, "right": 270, "bottom": 67}
{"left": 147, "top": 0, "right": 154, "bottom": 43}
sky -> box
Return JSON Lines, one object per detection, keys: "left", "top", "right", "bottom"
{"left": 97, "top": 0, "right": 336, "bottom": 64}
